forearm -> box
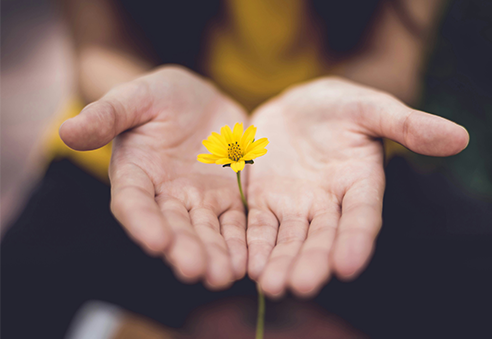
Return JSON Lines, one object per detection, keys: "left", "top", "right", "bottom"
{"left": 61, "top": 0, "right": 155, "bottom": 103}
{"left": 77, "top": 46, "right": 152, "bottom": 103}
{"left": 334, "top": 0, "right": 446, "bottom": 104}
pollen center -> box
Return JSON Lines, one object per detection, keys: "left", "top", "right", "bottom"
{"left": 228, "top": 142, "right": 242, "bottom": 161}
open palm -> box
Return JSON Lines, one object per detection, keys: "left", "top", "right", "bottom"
{"left": 247, "top": 77, "right": 469, "bottom": 297}
{"left": 60, "top": 66, "right": 248, "bottom": 289}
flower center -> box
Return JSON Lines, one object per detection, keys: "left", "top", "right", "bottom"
{"left": 228, "top": 142, "right": 242, "bottom": 161}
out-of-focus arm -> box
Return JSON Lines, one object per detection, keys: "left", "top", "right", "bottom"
{"left": 61, "top": 0, "right": 156, "bottom": 103}
{"left": 335, "top": 0, "right": 446, "bottom": 104}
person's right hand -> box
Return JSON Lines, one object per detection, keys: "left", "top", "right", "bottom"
{"left": 60, "top": 66, "right": 249, "bottom": 289}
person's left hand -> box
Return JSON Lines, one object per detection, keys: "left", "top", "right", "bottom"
{"left": 246, "top": 77, "right": 469, "bottom": 298}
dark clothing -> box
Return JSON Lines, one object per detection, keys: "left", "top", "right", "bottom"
{"left": 2, "top": 1, "right": 492, "bottom": 338}
{"left": 2, "top": 158, "right": 491, "bottom": 338}
{"left": 117, "top": 0, "right": 382, "bottom": 72}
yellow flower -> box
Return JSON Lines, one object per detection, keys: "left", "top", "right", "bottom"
{"left": 197, "top": 123, "right": 269, "bottom": 172}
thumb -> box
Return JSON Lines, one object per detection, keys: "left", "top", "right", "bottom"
{"left": 362, "top": 94, "right": 469, "bottom": 157}
{"left": 59, "top": 81, "right": 154, "bottom": 151}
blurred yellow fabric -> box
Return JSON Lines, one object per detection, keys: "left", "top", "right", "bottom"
{"left": 204, "top": 0, "right": 328, "bottom": 111}
{"left": 45, "top": 0, "right": 406, "bottom": 182}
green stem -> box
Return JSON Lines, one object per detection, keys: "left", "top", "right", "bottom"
{"left": 256, "top": 284, "right": 265, "bottom": 339}
{"left": 236, "top": 171, "right": 248, "bottom": 211}
{"left": 235, "top": 171, "right": 264, "bottom": 339}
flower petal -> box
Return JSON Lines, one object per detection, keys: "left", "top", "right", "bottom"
{"left": 211, "top": 132, "right": 227, "bottom": 148}
{"left": 240, "top": 125, "right": 257, "bottom": 150}
{"left": 230, "top": 160, "right": 245, "bottom": 172}
{"left": 221, "top": 125, "right": 233, "bottom": 144}
{"left": 198, "top": 153, "right": 221, "bottom": 164}
{"left": 245, "top": 137, "right": 269, "bottom": 153}
{"left": 232, "top": 122, "right": 244, "bottom": 142}
{"left": 243, "top": 148, "right": 267, "bottom": 160}
{"left": 203, "top": 139, "right": 228, "bottom": 157}
{"left": 216, "top": 158, "right": 233, "bottom": 165}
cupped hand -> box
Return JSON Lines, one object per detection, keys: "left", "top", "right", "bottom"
{"left": 246, "top": 77, "right": 469, "bottom": 298}
{"left": 60, "top": 66, "right": 248, "bottom": 289}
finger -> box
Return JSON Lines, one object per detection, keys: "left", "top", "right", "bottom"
{"left": 59, "top": 79, "right": 155, "bottom": 151}
{"left": 361, "top": 94, "right": 469, "bottom": 156}
{"left": 288, "top": 209, "right": 340, "bottom": 297}
{"left": 159, "top": 198, "right": 207, "bottom": 283}
{"left": 332, "top": 177, "right": 384, "bottom": 281}
{"left": 219, "top": 208, "right": 247, "bottom": 280}
{"left": 189, "top": 207, "right": 234, "bottom": 290}
{"left": 247, "top": 208, "right": 279, "bottom": 281}
{"left": 259, "top": 215, "right": 309, "bottom": 298}
{"left": 110, "top": 163, "right": 172, "bottom": 254}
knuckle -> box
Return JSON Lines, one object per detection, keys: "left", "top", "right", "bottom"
{"left": 207, "top": 241, "right": 229, "bottom": 255}
{"left": 110, "top": 193, "right": 130, "bottom": 217}
{"left": 401, "top": 110, "right": 415, "bottom": 145}
{"left": 84, "top": 100, "right": 118, "bottom": 145}
{"left": 248, "top": 211, "right": 278, "bottom": 228}
{"left": 226, "top": 236, "right": 246, "bottom": 249}
{"left": 277, "top": 230, "right": 305, "bottom": 245}
{"left": 220, "top": 213, "right": 245, "bottom": 231}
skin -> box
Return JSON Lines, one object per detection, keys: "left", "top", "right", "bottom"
{"left": 59, "top": 0, "right": 459, "bottom": 297}
{"left": 60, "top": 66, "right": 249, "bottom": 290}
{"left": 247, "top": 77, "right": 469, "bottom": 298}
{"left": 60, "top": 69, "right": 469, "bottom": 296}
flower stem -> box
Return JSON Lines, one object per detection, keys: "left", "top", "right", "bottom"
{"left": 256, "top": 284, "right": 265, "bottom": 339}
{"left": 235, "top": 171, "right": 264, "bottom": 339}
{"left": 236, "top": 171, "right": 248, "bottom": 211}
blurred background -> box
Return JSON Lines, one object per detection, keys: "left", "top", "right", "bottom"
{"left": 2, "top": 0, "right": 492, "bottom": 338}
{"left": 2, "top": 0, "right": 74, "bottom": 227}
